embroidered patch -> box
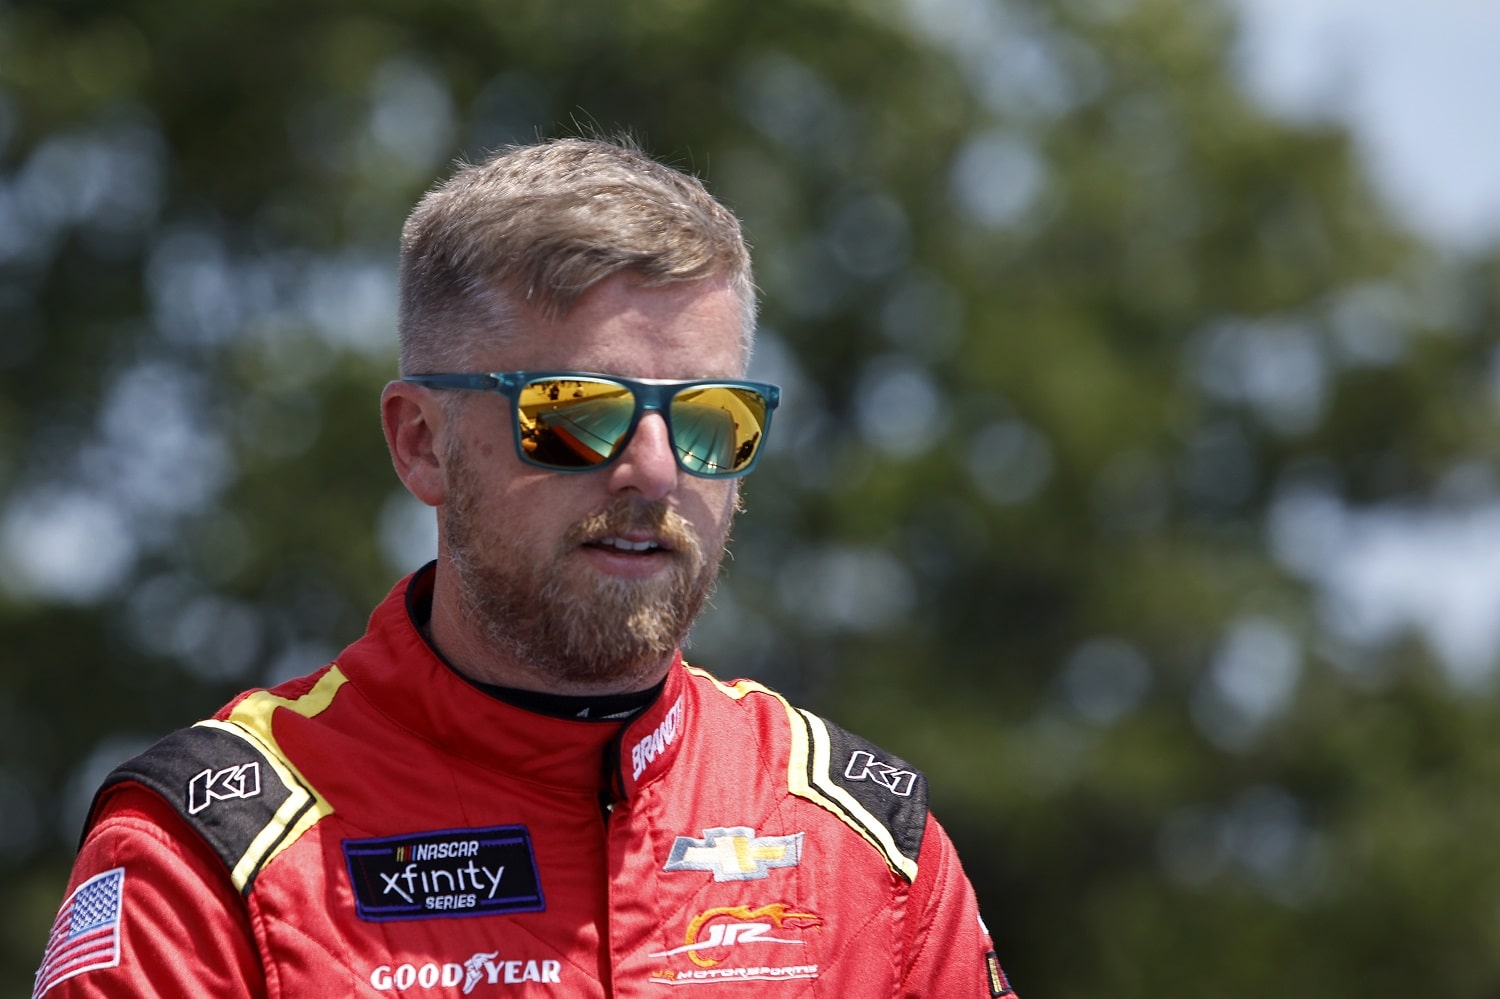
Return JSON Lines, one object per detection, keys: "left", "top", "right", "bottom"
{"left": 344, "top": 826, "right": 544, "bottom": 921}
{"left": 630, "top": 695, "right": 685, "bottom": 780}
{"left": 368, "top": 954, "right": 563, "bottom": 992}
{"left": 986, "top": 950, "right": 1014, "bottom": 997}
{"left": 663, "top": 827, "right": 803, "bottom": 882}
{"left": 844, "top": 750, "right": 917, "bottom": 797}
{"left": 649, "top": 903, "right": 821, "bottom": 967}
{"left": 33, "top": 868, "right": 125, "bottom": 998}
{"left": 188, "top": 762, "right": 262, "bottom": 814}
{"left": 645, "top": 894, "right": 828, "bottom": 978}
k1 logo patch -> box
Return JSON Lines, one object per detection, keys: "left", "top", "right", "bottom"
{"left": 187, "top": 762, "right": 261, "bottom": 814}
{"left": 344, "top": 826, "right": 544, "bottom": 921}
{"left": 843, "top": 750, "right": 916, "bottom": 797}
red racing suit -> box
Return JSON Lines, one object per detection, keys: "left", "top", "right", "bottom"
{"left": 37, "top": 568, "right": 1016, "bottom": 998}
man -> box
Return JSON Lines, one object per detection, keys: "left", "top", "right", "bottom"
{"left": 37, "top": 137, "right": 1017, "bottom": 997}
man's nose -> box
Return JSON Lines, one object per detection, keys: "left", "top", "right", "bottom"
{"left": 606, "top": 412, "right": 678, "bottom": 499}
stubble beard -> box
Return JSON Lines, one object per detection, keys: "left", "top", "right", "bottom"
{"left": 442, "top": 452, "right": 730, "bottom": 690}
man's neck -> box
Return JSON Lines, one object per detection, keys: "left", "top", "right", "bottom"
{"left": 465, "top": 677, "right": 666, "bottom": 722}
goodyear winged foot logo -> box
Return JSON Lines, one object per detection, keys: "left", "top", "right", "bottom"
{"left": 367, "top": 951, "right": 563, "bottom": 993}
{"left": 663, "top": 827, "right": 803, "bottom": 882}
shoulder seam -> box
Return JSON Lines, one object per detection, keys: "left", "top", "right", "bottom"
{"left": 89, "top": 667, "right": 347, "bottom": 895}
{"left": 684, "top": 665, "right": 928, "bottom": 881}
{"left": 784, "top": 707, "right": 923, "bottom": 882}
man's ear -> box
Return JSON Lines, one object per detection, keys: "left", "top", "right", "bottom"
{"left": 381, "top": 380, "right": 448, "bottom": 507}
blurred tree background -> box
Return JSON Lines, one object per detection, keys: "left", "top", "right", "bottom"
{"left": 3, "top": 0, "right": 1500, "bottom": 994}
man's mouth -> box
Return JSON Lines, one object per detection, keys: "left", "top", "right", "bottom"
{"left": 588, "top": 537, "right": 667, "bottom": 554}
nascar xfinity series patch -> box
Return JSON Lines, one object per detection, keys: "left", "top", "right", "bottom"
{"left": 344, "top": 825, "right": 545, "bottom": 921}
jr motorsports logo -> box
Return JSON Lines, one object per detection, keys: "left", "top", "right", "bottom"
{"left": 344, "top": 825, "right": 544, "bottom": 921}
{"left": 649, "top": 903, "right": 821, "bottom": 968}
{"left": 663, "top": 827, "right": 803, "bottom": 882}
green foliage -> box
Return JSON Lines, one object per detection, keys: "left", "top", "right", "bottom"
{"left": 3, "top": 0, "right": 1499, "bottom": 994}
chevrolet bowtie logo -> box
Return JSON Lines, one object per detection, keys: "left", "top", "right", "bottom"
{"left": 664, "top": 827, "right": 804, "bottom": 881}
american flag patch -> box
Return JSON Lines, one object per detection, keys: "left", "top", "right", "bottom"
{"left": 33, "top": 867, "right": 125, "bottom": 998}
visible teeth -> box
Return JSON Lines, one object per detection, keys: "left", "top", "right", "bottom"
{"left": 599, "top": 537, "right": 658, "bottom": 552}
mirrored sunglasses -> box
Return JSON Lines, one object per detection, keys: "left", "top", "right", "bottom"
{"left": 403, "top": 371, "right": 780, "bottom": 479}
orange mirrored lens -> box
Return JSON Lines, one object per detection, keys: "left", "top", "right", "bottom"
{"left": 517, "top": 378, "right": 634, "bottom": 468}
{"left": 669, "top": 386, "right": 768, "bottom": 475}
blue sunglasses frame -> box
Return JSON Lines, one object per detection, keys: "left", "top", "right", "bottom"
{"left": 404, "top": 371, "right": 780, "bottom": 479}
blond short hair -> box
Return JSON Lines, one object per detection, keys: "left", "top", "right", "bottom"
{"left": 397, "top": 137, "right": 756, "bottom": 374}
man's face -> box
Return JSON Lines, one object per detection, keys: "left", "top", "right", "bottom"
{"left": 436, "top": 273, "right": 746, "bottom": 693}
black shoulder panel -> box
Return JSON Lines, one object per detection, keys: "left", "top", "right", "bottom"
{"left": 89, "top": 722, "right": 315, "bottom": 894}
{"left": 793, "top": 709, "right": 929, "bottom": 882}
